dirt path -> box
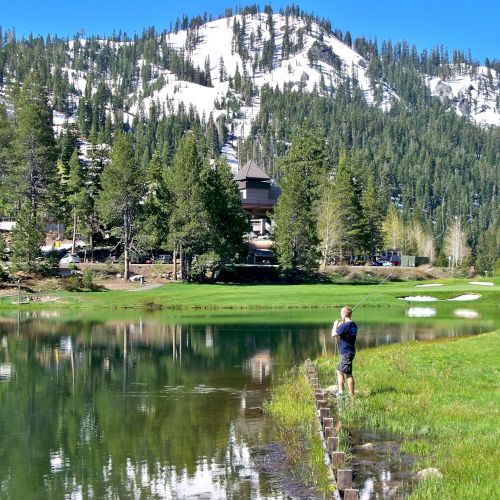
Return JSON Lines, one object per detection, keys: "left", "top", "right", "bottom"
{"left": 126, "top": 284, "right": 165, "bottom": 292}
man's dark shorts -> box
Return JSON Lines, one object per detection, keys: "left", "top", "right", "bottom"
{"left": 337, "top": 353, "right": 355, "bottom": 375}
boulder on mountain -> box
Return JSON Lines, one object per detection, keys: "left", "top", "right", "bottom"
{"left": 435, "top": 80, "right": 452, "bottom": 98}
{"left": 307, "top": 41, "right": 343, "bottom": 71}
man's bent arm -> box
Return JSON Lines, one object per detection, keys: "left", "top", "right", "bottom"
{"left": 332, "top": 320, "right": 340, "bottom": 336}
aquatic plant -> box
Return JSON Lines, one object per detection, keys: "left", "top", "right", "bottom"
{"left": 264, "top": 365, "right": 332, "bottom": 496}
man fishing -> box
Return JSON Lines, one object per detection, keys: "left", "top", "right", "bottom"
{"left": 331, "top": 306, "right": 357, "bottom": 397}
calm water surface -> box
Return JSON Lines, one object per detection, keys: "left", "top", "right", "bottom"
{"left": 0, "top": 307, "right": 496, "bottom": 499}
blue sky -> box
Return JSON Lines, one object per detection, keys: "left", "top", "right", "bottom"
{"left": 1, "top": 0, "right": 498, "bottom": 62}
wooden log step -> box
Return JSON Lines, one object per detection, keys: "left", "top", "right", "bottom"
{"left": 324, "top": 426, "right": 335, "bottom": 439}
{"left": 322, "top": 417, "right": 333, "bottom": 430}
{"left": 331, "top": 451, "right": 345, "bottom": 469}
{"left": 327, "top": 436, "right": 339, "bottom": 454}
{"left": 319, "top": 407, "right": 330, "bottom": 421}
{"left": 337, "top": 469, "right": 353, "bottom": 491}
{"left": 343, "top": 489, "right": 359, "bottom": 500}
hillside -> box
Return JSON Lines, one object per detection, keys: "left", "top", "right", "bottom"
{"left": 1, "top": 9, "right": 499, "bottom": 152}
{"left": 0, "top": 6, "right": 498, "bottom": 277}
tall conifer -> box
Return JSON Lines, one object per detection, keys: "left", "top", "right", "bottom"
{"left": 97, "top": 132, "right": 143, "bottom": 279}
{"left": 273, "top": 129, "right": 326, "bottom": 277}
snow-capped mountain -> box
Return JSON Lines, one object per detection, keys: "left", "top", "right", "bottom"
{"left": 124, "top": 13, "right": 499, "bottom": 130}
{"left": 128, "top": 13, "right": 397, "bottom": 137}
{"left": 5, "top": 11, "right": 500, "bottom": 143}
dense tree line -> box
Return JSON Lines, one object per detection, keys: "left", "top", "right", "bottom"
{"left": 243, "top": 85, "right": 499, "bottom": 274}
{"left": 0, "top": 82, "right": 247, "bottom": 280}
{"left": 0, "top": 5, "right": 498, "bottom": 278}
{"left": 0, "top": 24, "right": 212, "bottom": 121}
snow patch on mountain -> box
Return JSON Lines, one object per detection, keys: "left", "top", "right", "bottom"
{"left": 428, "top": 67, "right": 499, "bottom": 126}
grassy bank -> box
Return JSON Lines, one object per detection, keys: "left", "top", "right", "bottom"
{"left": 315, "top": 332, "right": 500, "bottom": 498}
{"left": 0, "top": 277, "right": 499, "bottom": 310}
{"left": 263, "top": 366, "right": 331, "bottom": 496}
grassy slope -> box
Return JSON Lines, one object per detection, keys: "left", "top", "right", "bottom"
{"left": 315, "top": 332, "right": 500, "bottom": 499}
{"left": 1, "top": 277, "right": 499, "bottom": 310}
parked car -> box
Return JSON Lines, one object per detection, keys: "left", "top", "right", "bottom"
{"left": 60, "top": 253, "right": 80, "bottom": 264}
{"left": 132, "top": 255, "right": 153, "bottom": 264}
{"left": 352, "top": 256, "right": 367, "bottom": 266}
{"left": 155, "top": 254, "right": 173, "bottom": 264}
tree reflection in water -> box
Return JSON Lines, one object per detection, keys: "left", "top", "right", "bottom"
{"left": 0, "top": 310, "right": 493, "bottom": 498}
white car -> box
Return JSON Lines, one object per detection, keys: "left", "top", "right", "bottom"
{"left": 60, "top": 253, "right": 80, "bottom": 264}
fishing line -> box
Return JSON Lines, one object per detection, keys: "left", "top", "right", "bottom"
{"left": 352, "top": 270, "right": 396, "bottom": 310}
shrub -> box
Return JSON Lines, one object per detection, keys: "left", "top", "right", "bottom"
{"left": 63, "top": 269, "right": 99, "bottom": 292}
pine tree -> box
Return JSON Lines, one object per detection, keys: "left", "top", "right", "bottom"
{"left": 475, "top": 223, "right": 499, "bottom": 275}
{"left": 136, "top": 150, "right": 171, "bottom": 257}
{"left": 59, "top": 124, "right": 79, "bottom": 169}
{"left": 234, "top": 64, "right": 242, "bottom": 93}
{"left": 10, "top": 204, "right": 44, "bottom": 272}
{"left": 0, "top": 102, "right": 14, "bottom": 212}
{"left": 281, "top": 15, "right": 291, "bottom": 60}
{"left": 11, "top": 75, "right": 58, "bottom": 219}
{"left": 97, "top": 133, "right": 144, "bottom": 279}
{"left": 168, "top": 133, "right": 211, "bottom": 280}
{"left": 200, "top": 157, "right": 249, "bottom": 279}
{"left": 361, "top": 173, "right": 383, "bottom": 257}
{"left": 344, "top": 31, "right": 352, "bottom": 47}
{"left": 273, "top": 129, "right": 326, "bottom": 278}
{"left": 219, "top": 56, "right": 226, "bottom": 82}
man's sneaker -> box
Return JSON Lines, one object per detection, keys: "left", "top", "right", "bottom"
{"left": 335, "top": 392, "right": 351, "bottom": 399}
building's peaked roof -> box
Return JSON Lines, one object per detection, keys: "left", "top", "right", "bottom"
{"left": 234, "top": 161, "right": 270, "bottom": 181}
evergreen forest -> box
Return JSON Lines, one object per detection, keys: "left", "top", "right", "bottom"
{"left": 0, "top": 4, "right": 498, "bottom": 279}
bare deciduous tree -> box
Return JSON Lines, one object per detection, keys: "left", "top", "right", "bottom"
{"left": 444, "top": 219, "right": 470, "bottom": 268}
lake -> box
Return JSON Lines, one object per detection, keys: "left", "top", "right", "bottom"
{"left": 0, "top": 307, "right": 497, "bottom": 498}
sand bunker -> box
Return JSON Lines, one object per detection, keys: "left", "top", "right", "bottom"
{"left": 415, "top": 283, "right": 443, "bottom": 287}
{"left": 407, "top": 307, "right": 437, "bottom": 317}
{"left": 399, "top": 296, "right": 439, "bottom": 302}
{"left": 447, "top": 294, "right": 481, "bottom": 301}
{"left": 468, "top": 281, "right": 494, "bottom": 286}
{"left": 454, "top": 309, "right": 480, "bottom": 319}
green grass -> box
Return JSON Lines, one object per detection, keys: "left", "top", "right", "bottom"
{"left": 315, "top": 332, "right": 500, "bottom": 499}
{"left": 1, "top": 277, "right": 499, "bottom": 310}
{"left": 263, "top": 365, "right": 332, "bottom": 496}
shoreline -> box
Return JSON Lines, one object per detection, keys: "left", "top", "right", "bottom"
{"left": 314, "top": 332, "right": 500, "bottom": 498}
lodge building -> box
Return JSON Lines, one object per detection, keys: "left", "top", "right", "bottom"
{"left": 235, "top": 161, "right": 280, "bottom": 264}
